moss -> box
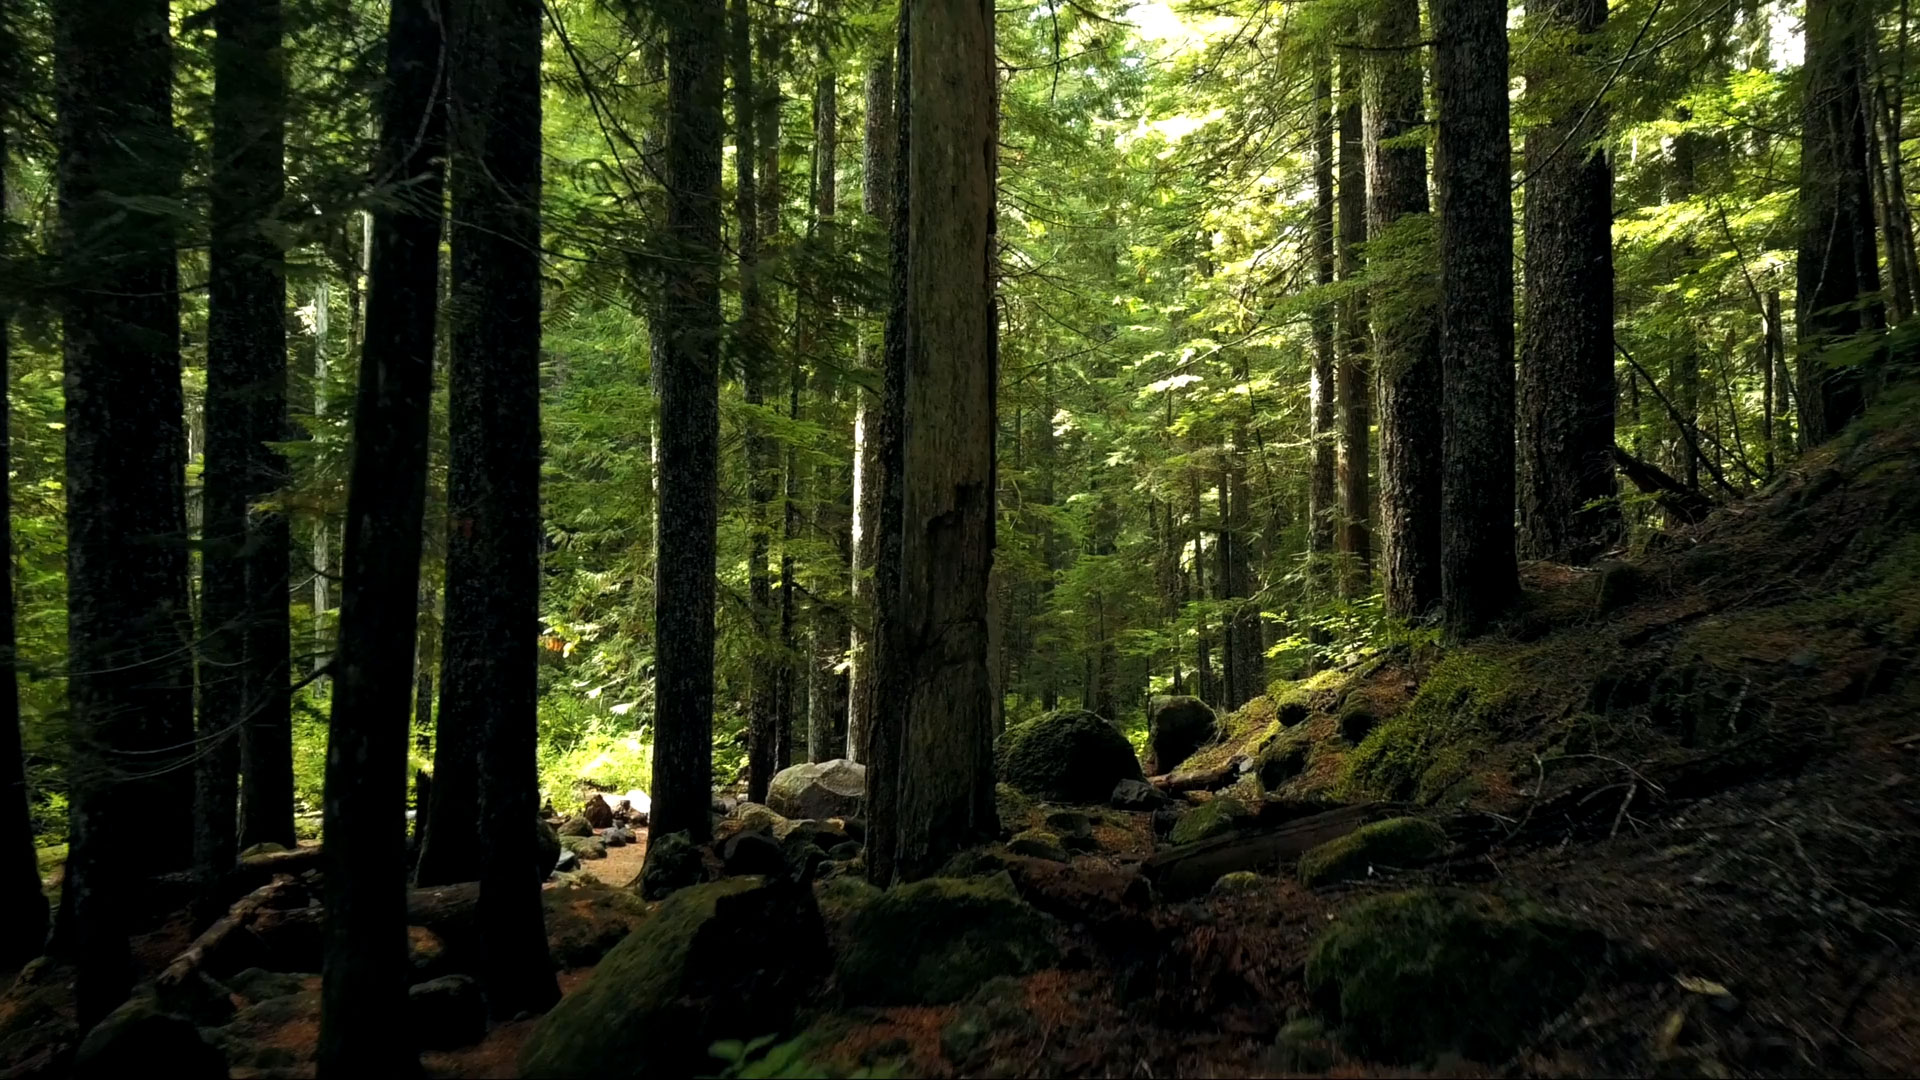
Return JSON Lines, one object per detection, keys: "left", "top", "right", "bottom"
{"left": 1341, "top": 651, "right": 1522, "bottom": 802}
{"left": 996, "top": 710, "right": 1144, "bottom": 803}
{"left": 1168, "top": 796, "right": 1251, "bottom": 845}
{"left": 1298, "top": 817, "right": 1448, "bottom": 888}
{"left": 836, "top": 873, "right": 1058, "bottom": 1006}
{"left": 543, "top": 882, "right": 651, "bottom": 968}
{"left": 1211, "top": 870, "right": 1266, "bottom": 895}
{"left": 521, "top": 878, "right": 828, "bottom": 1079}
{"left": 1006, "top": 830, "right": 1067, "bottom": 861}
{"left": 1304, "top": 888, "right": 1608, "bottom": 1064}
{"left": 1258, "top": 729, "right": 1312, "bottom": 788}
{"left": 995, "top": 784, "right": 1037, "bottom": 834}
{"left": 1177, "top": 696, "right": 1282, "bottom": 776}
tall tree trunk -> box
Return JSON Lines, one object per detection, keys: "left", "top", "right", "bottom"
{"left": 1308, "top": 67, "right": 1337, "bottom": 587}
{"left": 868, "top": 0, "right": 997, "bottom": 884}
{"left": 1798, "top": 0, "right": 1884, "bottom": 444}
{"left": 647, "top": 0, "right": 724, "bottom": 843}
{"left": 1518, "top": 0, "right": 1620, "bottom": 563}
{"left": 807, "top": 36, "right": 842, "bottom": 765}
{"left": 0, "top": 110, "right": 48, "bottom": 968}
{"left": 440, "top": 0, "right": 558, "bottom": 1017}
{"left": 1335, "top": 54, "right": 1372, "bottom": 596}
{"left": 318, "top": 0, "right": 445, "bottom": 1069}
{"left": 1366, "top": 0, "right": 1442, "bottom": 619}
{"left": 1433, "top": 0, "right": 1517, "bottom": 636}
{"left": 849, "top": 42, "right": 893, "bottom": 760}
{"left": 54, "top": 0, "right": 194, "bottom": 1025}
{"left": 737, "top": 0, "right": 778, "bottom": 801}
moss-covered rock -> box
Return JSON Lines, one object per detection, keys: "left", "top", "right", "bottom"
{"left": 996, "top": 709, "right": 1145, "bottom": 804}
{"left": 996, "top": 783, "right": 1038, "bottom": 834}
{"left": 1337, "top": 703, "right": 1377, "bottom": 744}
{"left": 836, "top": 872, "right": 1059, "bottom": 1006}
{"left": 1305, "top": 888, "right": 1608, "bottom": 1064}
{"left": 1211, "top": 870, "right": 1266, "bottom": 895}
{"left": 520, "top": 878, "right": 828, "bottom": 1079}
{"left": 560, "top": 834, "right": 608, "bottom": 860}
{"left": 73, "top": 995, "right": 225, "bottom": 1080}
{"left": 1298, "top": 817, "right": 1447, "bottom": 888}
{"left": 1342, "top": 651, "right": 1522, "bottom": 802}
{"left": 1147, "top": 696, "right": 1218, "bottom": 773}
{"left": 1168, "top": 795, "right": 1251, "bottom": 845}
{"left": 558, "top": 814, "right": 595, "bottom": 838}
{"left": 1257, "top": 730, "right": 1312, "bottom": 788}
{"left": 728, "top": 802, "right": 787, "bottom": 835}
{"left": 1006, "top": 830, "right": 1067, "bottom": 862}
{"left": 543, "top": 881, "right": 651, "bottom": 968}
{"left": 639, "top": 830, "right": 707, "bottom": 900}
{"left": 535, "top": 818, "right": 561, "bottom": 878}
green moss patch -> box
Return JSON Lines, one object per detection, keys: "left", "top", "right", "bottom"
{"left": 1341, "top": 651, "right": 1523, "bottom": 802}
{"left": 996, "top": 709, "right": 1144, "bottom": 803}
{"left": 835, "top": 873, "right": 1058, "bottom": 1006}
{"left": 1168, "top": 795, "right": 1251, "bottom": 845}
{"left": 1305, "top": 888, "right": 1609, "bottom": 1065}
{"left": 1297, "top": 817, "right": 1448, "bottom": 888}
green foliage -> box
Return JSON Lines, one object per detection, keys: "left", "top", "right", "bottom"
{"left": 835, "top": 873, "right": 1058, "bottom": 1006}
{"left": 707, "top": 1033, "right": 901, "bottom": 1079}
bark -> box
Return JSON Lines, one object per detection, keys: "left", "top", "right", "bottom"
{"left": 54, "top": 0, "right": 195, "bottom": 1025}
{"left": 649, "top": 0, "right": 724, "bottom": 843}
{"left": 1308, "top": 68, "right": 1337, "bottom": 581}
{"left": 1797, "top": 0, "right": 1884, "bottom": 444}
{"left": 203, "top": 0, "right": 294, "bottom": 887}
{"left": 0, "top": 118, "right": 47, "bottom": 968}
{"left": 437, "top": 0, "right": 558, "bottom": 1017}
{"left": 317, "top": 0, "right": 444, "bottom": 1070}
{"left": 1518, "top": 0, "right": 1621, "bottom": 564}
{"left": 737, "top": 0, "right": 778, "bottom": 802}
{"left": 1433, "top": 0, "right": 1518, "bottom": 636}
{"left": 868, "top": 0, "right": 998, "bottom": 883}
{"left": 807, "top": 37, "right": 843, "bottom": 765}
{"left": 1366, "top": 0, "right": 1442, "bottom": 619}
{"left": 1335, "top": 55, "right": 1372, "bottom": 595}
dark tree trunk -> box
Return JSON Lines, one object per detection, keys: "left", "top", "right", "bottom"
{"left": 0, "top": 118, "right": 48, "bottom": 968}
{"left": 1366, "top": 0, "right": 1442, "bottom": 619}
{"left": 54, "top": 0, "right": 194, "bottom": 1025}
{"left": 439, "top": 0, "right": 559, "bottom": 1017}
{"left": 807, "top": 38, "right": 843, "bottom": 765}
{"left": 1308, "top": 68, "right": 1337, "bottom": 584}
{"left": 203, "top": 0, "right": 294, "bottom": 889}
{"left": 1336, "top": 55, "right": 1371, "bottom": 596}
{"left": 849, "top": 44, "right": 893, "bottom": 764}
{"left": 736, "top": 0, "right": 778, "bottom": 803}
{"left": 1798, "top": 0, "right": 1884, "bottom": 443}
{"left": 648, "top": 0, "right": 724, "bottom": 843}
{"left": 317, "top": 0, "right": 445, "bottom": 1069}
{"left": 1433, "top": 0, "right": 1517, "bottom": 637}
{"left": 869, "top": 0, "right": 998, "bottom": 884}
{"left": 1518, "top": 0, "right": 1620, "bottom": 564}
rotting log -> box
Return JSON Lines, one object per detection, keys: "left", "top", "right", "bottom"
{"left": 1143, "top": 802, "right": 1396, "bottom": 898}
{"left": 155, "top": 876, "right": 306, "bottom": 991}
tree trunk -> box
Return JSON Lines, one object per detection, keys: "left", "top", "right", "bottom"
{"left": 868, "top": 0, "right": 998, "bottom": 884}
{"left": 0, "top": 117, "right": 48, "bottom": 969}
{"left": 736, "top": 0, "right": 778, "bottom": 802}
{"left": 807, "top": 38, "right": 843, "bottom": 765}
{"left": 316, "top": 0, "right": 444, "bottom": 1069}
{"left": 1335, "top": 54, "right": 1371, "bottom": 596}
{"left": 54, "top": 0, "right": 195, "bottom": 1025}
{"left": 1308, "top": 67, "right": 1337, "bottom": 587}
{"left": 438, "top": 0, "right": 559, "bottom": 1018}
{"left": 1798, "top": 0, "right": 1884, "bottom": 444}
{"left": 1433, "top": 0, "right": 1517, "bottom": 637}
{"left": 1366, "top": 0, "right": 1442, "bottom": 620}
{"left": 648, "top": 0, "right": 724, "bottom": 843}
{"left": 1518, "top": 0, "right": 1620, "bottom": 564}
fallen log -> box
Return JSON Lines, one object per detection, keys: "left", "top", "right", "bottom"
{"left": 238, "top": 845, "right": 326, "bottom": 878}
{"left": 1142, "top": 802, "right": 1395, "bottom": 898}
{"left": 155, "top": 876, "right": 305, "bottom": 992}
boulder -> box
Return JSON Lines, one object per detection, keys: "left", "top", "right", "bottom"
{"left": 773, "top": 817, "right": 847, "bottom": 848}
{"left": 1257, "top": 732, "right": 1312, "bottom": 789}
{"left": 603, "top": 825, "right": 635, "bottom": 847}
{"left": 73, "top": 996, "right": 225, "bottom": 1080}
{"left": 639, "top": 830, "right": 706, "bottom": 900}
{"left": 785, "top": 842, "right": 829, "bottom": 885}
{"left": 554, "top": 848, "right": 581, "bottom": 874}
{"left": 1168, "top": 796, "right": 1251, "bottom": 845}
{"left": 836, "top": 872, "right": 1059, "bottom": 1006}
{"left": 1278, "top": 701, "right": 1311, "bottom": 727}
{"left": 409, "top": 926, "right": 449, "bottom": 978}
{"left": 582, "top": 794, "right": 615, "bottom": 829}
{"left": 768, "top": 760, "right": 866, "bottom": 821}
{"left": 996, "top": 709, "right": 1145, "bottom": 804}
{"left": 1305, "top": 888, "right": 1609, "bottom": 1064}
{"left": 409, "top": 974, "right": 486, "bottom": 1050}
{"left": 535, "top": 818, "right": 562, "bottom": 878}
{"left": 1212, "top": 870, "right": 1266, "bottom": 895}
{"left": 519, "top": 878, "right": 829, "bottom": 1079}
{"left": 1297, "top": 817, "right": 1447, "bottom": 889}
{"left": 722, "top": 831, "right": 788, "bottom": 878}
{"left": 558, "top": 814, "right": 595, "bottom": 838}
{"left": 544, "top": 882, "right": 651, "bottom": 968}
{"left": 560, "top": 835, "right": 608, "bottom": 861}
{"left": 1110, "top": 778, "right": 1171, "bottom": 811}
{"left": 617, "top": 789, "right": 652, "bottom": 818}
{"left": 1006, "top": 830, "right": 1068, "bottom": 862}
{"left": 728, "top": 802, "right": 787, "bottom": 835}
{"left": 1338, "top": 704, "right": 1377, "bottom": 744}
{"left": 1147, "top": 696, "right": 1218, "bottom": 774}
{"left": 1044, "top": 809, "right": 1097, "bottom": 853}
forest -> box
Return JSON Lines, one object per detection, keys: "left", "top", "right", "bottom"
{"left": 1, "top": 0, "right": 1919, "bottom": 1075}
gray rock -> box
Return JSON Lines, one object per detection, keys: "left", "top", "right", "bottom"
{"left": 554, "top": 848, "right": 582, "bottom": 874}
{"left": 1110, "top": 778, "right": 1170, "bottom": 811}
{"left": 560, "top": 835, "right": 608, "bottom": 860}
{"left": 558, "top": 814, "right": 595, "bottom": 838}
{"left": 768, "top": 759, "right": 866, "bottom": 821}
{"left": 602, "top": 826, "right": 635, "bottom": 847}
{"left": 409, "top": 974, "right": 486, "bottom": 1050}
{"left": 1147, "top": 695, "right": 1218, "bottom": 774}
{"left": 582, "top": 794, "right": 615, "bottom": 829}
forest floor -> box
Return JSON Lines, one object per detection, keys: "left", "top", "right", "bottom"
{"left": 4, "top": 397, "right": 1918, "bottom": 1078}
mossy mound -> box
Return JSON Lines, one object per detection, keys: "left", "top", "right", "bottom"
{"left": 1147, "top": 695, "right": 1218, "bottom": 773}
{"left": 1257, "top": 729, "right": 1313, "bottom": 788}
{"left": 1211, "top": 870, "right": 1266, "bottom": 895}
{"left": 1007, "top": 829, "right": 1068, "bottom": 862}
{"left": 639, "top": 829, "right": 707, "bottom": 900}
{"left": 1298, "top": 817, "right": 1448, "bottom": 888}
{"left": 1342, "top": 651, "right": 1523, "bottom": 802}
{"left": 835, "top": 872, "right": 1059, "bottom": 1006}
{"left": 1168, "top": 795, "right": 1251, "bottom": 845}
{"left": 543, "top": 881, "right": 651, "bottom": 968}
{"left": 1305, "top": 888, "right": 1608, "bottom": 1064}
{"left": 997, "top": 709, "right": 1144, "bottom": 804}
{"left": 520, "top": 877, "right": 828, "bottom": 1079}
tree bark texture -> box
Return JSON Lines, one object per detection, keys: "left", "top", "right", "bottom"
{"left": 1797, "top": 0, "right": 1884, "bottom": 444}
{"left": 649, "top": 0, "right": 724, "bottom": 843}
{"left": 869, "top": 0, "right": 999, "bottom": 884}
{"left": 1365, "top": 0, "right": 1442, "bottom": 620}
{"left": 1336, "top": 55, "right": 1371, "bottom": 596}
{"left": 807, "top": 40, "right": 844, "bottom": 765}
{"left": 1433, "top": 0, "right": 1518, "bottom": 636}
{"left": 1308, "top": 68, "right": 1337, "bottom": 583}
{"left": 848, "top": 43, "right": 894, "bottom": 764}
{"left": 317, "top": 0, "right": 444, "bottom": 1070}
{"left": 54, "top": 0, "right": 195, "bottom": 1025}
{"left": 1518, "top": 0, "right": 1620, "bottom": 564}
